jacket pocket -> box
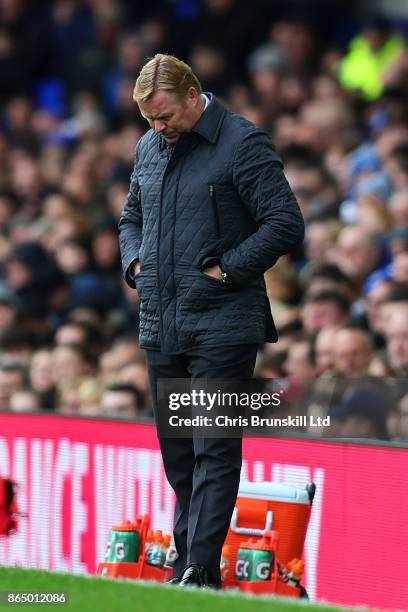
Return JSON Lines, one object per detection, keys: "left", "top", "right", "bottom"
{"left": 134, "top": 271, "right": 158, "bottom": 314}
{"left": 179, "top": 270, "right": 235, "bottom": 314}
{"left": 198, "top": 268, "right": 226, "bottom": 286}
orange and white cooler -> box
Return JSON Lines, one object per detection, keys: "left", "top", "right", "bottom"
{"left": 223, "top": 480, "right": 314, "bottom": 585}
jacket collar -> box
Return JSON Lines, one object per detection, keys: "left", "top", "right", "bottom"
{"left": 157, "top": 92, "right": 226, "bottom": 151}
{"left": 191, "top": 93, "right": 226, "bottom": 144}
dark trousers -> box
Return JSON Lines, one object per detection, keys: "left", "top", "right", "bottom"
{"left": 146, "top": 344, "right": 258, "bottom": 586}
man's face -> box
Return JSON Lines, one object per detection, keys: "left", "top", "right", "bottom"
{"left": 386, "top": 309, "right": 408, "bottom": 369}
{"left": 101, "top": 391, "right": 138, "bottom": 419}
{"left": 137, "top": 88, "right": 202, "bottom": 144}
{"left": 302, "top": 300, "right": 348, "bottom": 333}
{"left": 400, "top": 394, "right": 408, "bottom": 440}
{"left": 0, "top": 302, "right": 16, "bottom": 332}
{"left": 334, "top": 331, "right": 371, "bottom": 377}
{"left": 336, "top": 230, "right": 378, "bottom": 279}
{"left": 315, "top": 327, "right": 338, "bottom": 374}
{"left": 0, "top": 369, "right": 24, "bottom": 407}
{"left": 55, "top": 324, "right": 86, "bottom": 346}
{"left": 285, "top": 342, "right": 315, "bottom": 378}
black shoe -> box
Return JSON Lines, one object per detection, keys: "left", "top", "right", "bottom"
{"left": 179, "top": 563, "right": 210, "bottom": 588}
{"left": 165, "top": 576, "right": 181, "bottom": 585}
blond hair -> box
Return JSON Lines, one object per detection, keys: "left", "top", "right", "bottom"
{"left": 133, "top": 54, "right": 202, "bottom": 102}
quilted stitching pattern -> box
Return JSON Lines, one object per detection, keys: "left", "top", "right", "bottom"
{"left": 118, "top": 97, "right": 304, "bottom": 354}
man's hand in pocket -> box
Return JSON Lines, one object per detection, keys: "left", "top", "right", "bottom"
{"left": 132, "top": 260, "right": 141, "bottom": 277}
{"left": 202, "top": 264, "right": 223, "bottom": 280}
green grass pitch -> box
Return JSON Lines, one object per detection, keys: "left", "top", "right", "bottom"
{"left": 0, "top": 568, "right": 369, "bottom": 612}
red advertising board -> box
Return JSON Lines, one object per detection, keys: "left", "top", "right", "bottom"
{"left": 0, "top": 413, "right": 407, "bottom": 611}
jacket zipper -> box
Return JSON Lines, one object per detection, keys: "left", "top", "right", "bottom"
{"left": 209, "top": 184, "right": 221, "bottom": 239}
{"left": 156, "top": 148, "right": 176, "bottom": 351}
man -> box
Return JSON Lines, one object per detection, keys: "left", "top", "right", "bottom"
{"left": 284, "top": 334, "right": 317, "bottom": 379}
{"left": 51, "top": 344, "right": 94, "bottom": 386}
{"left": 385, "top": 305, "right": 408, "bottom": 376}
{"left": 100, "top": 383, "right": 143, "bottom": 419}
{"left": 328, "top": 386, "right": 389, "bottom": 440}
{"left": 118, "top": 54, "right": 304, "bottom": 588}
{"left": 0, "top": 281, "right": 20, "bottom": 335}
{"left": 314, "top": 326, "right": 339, "bottom": 375}
{"left": 301, "top": 290, "right": 350, "bottom": 334}
{"left": 333, "top": 327, "right": 374, "bottom": 377}
{"left": 335, "top": 226, "right": 381, "bottom": 284}
{"left": 0, "top": 359, "right": 27, "bottom": 408}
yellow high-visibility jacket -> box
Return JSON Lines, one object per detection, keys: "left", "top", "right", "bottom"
{"left": 339, "top": 34, "right": 405, "bottom": 100}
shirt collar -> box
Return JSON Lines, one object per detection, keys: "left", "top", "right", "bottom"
{"left": 191, "top": 93, "right": 226, "bottom": 144}
{"left": 201, "top": 93, "right": 210, "bottom": 110}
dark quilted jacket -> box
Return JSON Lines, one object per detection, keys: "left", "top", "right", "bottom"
{"left": 118, "top": 94, "right": 304, "bottom": 354}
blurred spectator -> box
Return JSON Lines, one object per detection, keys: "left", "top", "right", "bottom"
{"left": 314, "top": 326, "right": 339, "bottom": 375}
{"left": 332, "top": 328, "right": 373, "bottom": 377}
{"left": 334, "top": 226, "right": 382, "bottom": 285}
{"left": 100, "top": 383, "right": 144, "bottom": 419}
{"left": 99, "top": 336, "right": 144, "bottom": 376}
{"left": 399, "top": 393, "right": 408, "bottom": 442}
{"left": 55, "top": 321, "right": 90, "bottom": 346}
{"left": 385, "top": 143, "right": 408, "bottom": 190}
{"left": 339, "top": 18, "right": 405, "bottom": 100}
{"left": 9, "top": 389, "right": 40, "bottom": 413}
{"left": 0, "top": 328, "right": 38, "bottom": 366}
{"left": 54, "top": 320, "right": 103, "bottom": 360}
{"left": 388, "top": 189, "right": 408, "bottom": 227}
{"left": 301, "top": 291, "right": 350, "bottom": 333}
{"left": 301, "top": 263, "right": 355, "bottom": 301}
{"left": 189, "top": 43, "right": 231, "bottom": 97}
{"left": 76, "top": 377, "right": 105, "bottom": 417}
{"left": 29, "top": 349, "right": 56, "bottom": 410}
{"left": 385, "top": 306, "right": 408, "bottom": 376}
{"left": 58, "top": 379, "right": 82, "bottom": 415}
{"left": 0, "top": 281, "right": 20, "bottom": 334}
{"left": 304, "top": 220, "right": 342, "bottom": 264}
{"left": 0, "top": 359, "right": 27, "bottom": 408}
{"left": 117, "top": 360, "right": 150, "bottom": 411}
{"left": 4, "top": 242, "right": 60, "bottom": 318}
{"left": 284, "top": 335, "right": 316, "bottom": 379}
{"left": 255, "top": 352, "right": 286, "bottom": 379}
{"left": 328, "top": 386, "right": 390, "bottom": 439}
{"left": 189, "top": 0, "right": 264, "bottom": 70}
{"left": 52, "top": 344, "right": 94, "bottom": 387}
{"left": 363, "top": 279, "right": 395, "bottom": 339}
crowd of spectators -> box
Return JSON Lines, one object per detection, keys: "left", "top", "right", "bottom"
{"left": 0, "top": 0, "right": 407, "bottom": 441}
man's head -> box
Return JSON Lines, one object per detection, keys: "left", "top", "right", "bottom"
{"left": 302, "top": 262, "right": 354, "bottom": 301}
{"left": 314, "top": 326, "right": 339, "bottom": 374}
{"left": 328, "top": 386, "right": 389, "bottom": 440}
{"left": 101, "top": 384, "right": 143, "bottom": 419}
{"left": 284, "top": 336, "right": 316, "bottom": 379}
{"left": 386, "top": 306, "right": 408, "bottom": 371}
{"left": 301, "top": 290, "right": 350, "bottom": 333}
{"left": 364, "top": 279, "right": 394, "bottom": 334}
{"left": 52, "top": 344, "right": 93, "bottom": 384}
{"left": 389, "top": 189, "right": 408, "bottom": 228}
{"left": 54, "top": 323, "right": 88, "bottom": 347}
{"left": 333, "top": 327, "right": 373, "bottom": 377}
{"left": 0, "top": 360, "right": 27, "bottom": 408}
{"left": 335, "top": 226, "right": 381, "bottom": 281}
{"left": 0, "top": 282, "right": 20, "bottom": 332}
{"left": 134, "top": 54, "right": 204, "bottom": 144}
